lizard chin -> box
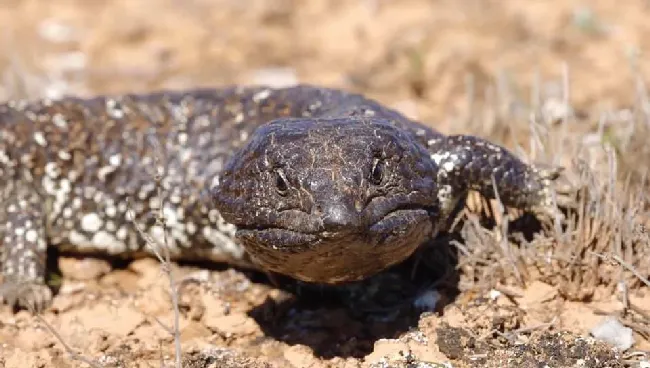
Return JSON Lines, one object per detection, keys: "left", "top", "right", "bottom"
{"left": 235, "top": 208, "right": 434, "bottom": 284}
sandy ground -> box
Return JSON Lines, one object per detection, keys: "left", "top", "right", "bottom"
{"left": 0, "top": 0, "right": 649, "bottom": 367}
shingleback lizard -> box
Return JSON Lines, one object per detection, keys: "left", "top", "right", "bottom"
{"left": 0, "top": 85, "right": 560, "bottom": 311}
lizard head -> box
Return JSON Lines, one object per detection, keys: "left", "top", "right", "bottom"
{"left": 212, "top": 117, "right": 440, "bottom": 284}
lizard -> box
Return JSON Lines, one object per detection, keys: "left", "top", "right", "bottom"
{"left": 0, "top": 85, "right": 561, "bottom": 312}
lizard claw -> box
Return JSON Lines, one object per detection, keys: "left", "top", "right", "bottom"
{"left": 532, "top": 163, "right": 564, "bottom": 181}
{"left": 531, "top": 201, "right": 565, "bottom": 222}
{"left": 0, "top": 280, "right": 53, "bottom": 313}
{"left": 529, "top": 164, "right": 571, "bottom": 222}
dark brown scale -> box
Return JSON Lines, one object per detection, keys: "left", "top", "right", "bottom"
{"left": 0, "top": 85, "right": 561, "bottom": 311}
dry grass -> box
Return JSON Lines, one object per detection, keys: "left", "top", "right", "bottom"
{"left": 126, "top": 166, "right": 183, "bottom": 368}
{"left": 452, "top": 67, "right": 650, "bottom": 350}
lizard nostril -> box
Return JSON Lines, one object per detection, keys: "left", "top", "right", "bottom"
{"left": 322, "top": 203, "right": 356, "bottom": 231}
{"left": 312, "top": 204, "right": 322, "bottom": 215}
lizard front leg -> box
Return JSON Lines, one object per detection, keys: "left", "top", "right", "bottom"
{"left": 427, "top": 135, "right": 562, "bottom": 221}
{"left": 0, "top": 182, "right": 52, "bottom": 312}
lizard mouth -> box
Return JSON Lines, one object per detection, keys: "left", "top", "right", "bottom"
{"left": 236, "top": 204, "right": 432, "bottom": 241}
{"left": 235, "top": 205, "right": 435, "bottom": 284}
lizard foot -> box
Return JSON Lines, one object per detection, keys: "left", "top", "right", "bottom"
{"left": 528, "top": 164, "right": 575, "bottom": 221}
{"left": 0, "top": 280, "right": 53, "bottom": 313}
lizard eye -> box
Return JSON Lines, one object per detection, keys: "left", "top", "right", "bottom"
{"left": 274, "top": 168, "right": 289, "bottom": 196}
{"left": 370, "top": 158, "right": 384, "bottom": 185}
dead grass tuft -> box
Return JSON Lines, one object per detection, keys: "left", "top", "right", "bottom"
{"left": 453, "top": 68, "right": 650, "bottom": 347}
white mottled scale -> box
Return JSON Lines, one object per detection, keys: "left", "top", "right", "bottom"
{"left": 0, "top": 91, "right": 279, "bottom": 269}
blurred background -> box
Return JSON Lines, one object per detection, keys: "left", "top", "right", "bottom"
{"left": 1, "top": 0, "right": 649, "bottom": 132}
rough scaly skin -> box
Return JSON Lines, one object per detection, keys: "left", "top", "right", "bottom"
{"left": 0, "top": 85, "right": 560, "bottom": 311}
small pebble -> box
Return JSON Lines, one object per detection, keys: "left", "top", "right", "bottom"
{"left": 590, "top": 316, "right": 635, "bottom": 351}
